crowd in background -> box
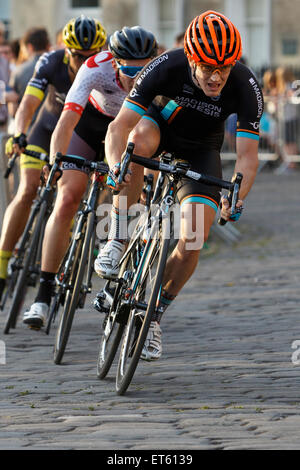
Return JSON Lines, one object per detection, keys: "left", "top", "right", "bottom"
{"left": 0, "top": 20, "right": 299, "bottom": 172}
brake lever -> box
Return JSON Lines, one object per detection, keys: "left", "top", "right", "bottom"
{"left": 218, "top": 172, "right": 243, "bottom": 226}
{"left": 4, "top": 153, "right": 18, "bottom": 179}
{"left": 112, "top": 142, "right": 135, "bottom": 195}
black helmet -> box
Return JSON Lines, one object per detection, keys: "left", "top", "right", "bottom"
{"left": 63, "top": 15, "right": 106, "bottom": 50}
{"left": 109, "top": 26, "right": 157, "bottom": 60}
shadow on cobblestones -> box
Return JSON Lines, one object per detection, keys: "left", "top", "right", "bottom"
{"left": 1, "top": 169, "right": 300, "bottom": 450}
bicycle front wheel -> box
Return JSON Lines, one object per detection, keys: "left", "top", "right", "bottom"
{"left": 53, "top": 212, "right": 95, "bottom": 364}
{"left": 96, "top": 243, "right": 140, "bottom": 379}
{"left": 115, "top": 226, "right": 170, "bottom": 395}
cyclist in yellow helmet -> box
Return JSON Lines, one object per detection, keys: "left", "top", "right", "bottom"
{"left": 0, "top": 15, "right": 106, "bottom": 302}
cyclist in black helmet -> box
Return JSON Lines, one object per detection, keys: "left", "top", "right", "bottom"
{"left": 109, "top": 26, "right": 158, "bottom": 59}
{"left": 23, "top": 26, "right": 158, "bottom": 329}
{"left": 0, "top": 15, "right": 106, "bottom": 307}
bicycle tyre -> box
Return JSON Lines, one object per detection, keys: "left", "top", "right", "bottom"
{"left": 96, "top": 243, "right": 139, "bottom": 379}
{"left": 53, "top": 212, "right": 94, "bottom": 364}
{"left": 0, "top": 198, "right": 43, "bottom": 312}
{"left": 3, "top": 200, "right": 48, "bottom": 334}
{"left": 45, "top": 236, "right": 78, "bottom": 336}
{"left": 116, "top": 228, "right": 170, "bottom": 395}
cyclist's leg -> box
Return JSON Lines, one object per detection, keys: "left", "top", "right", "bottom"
{"left": 24, "top": 133, "right": 94, "bottom": 325}
{"left": 142, "top": 147, "right": 222, "bottom": 360}
{"left": 162, "top": 202, "right": 217, "bottom": 296}
{"left": 0, "top": 109, "right": 56, "bottom": 299}
{"left": 41, "top": 169, "right": 89, "bottom": 273}
{"left": 95, "top": 115, "right": 161, "bottom": 278}
{"left": 161, "top": 148, "right": 222, "bottom": 302}
{"left": 0, "top": 148, "right": 45, "bottom": 299}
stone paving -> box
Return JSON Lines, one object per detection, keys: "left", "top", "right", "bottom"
{"left": 0, "top": 168, "right": 300, "bottom": 451}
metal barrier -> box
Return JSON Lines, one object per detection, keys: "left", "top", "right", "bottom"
{"left": 274, "top": 95, "right": 300, "bottom": 173}
{"left": 222, "top": 95, "right": 300, "bottom": 173}
{"left": 221, "top": 109, "right": 279, "bottom": 171}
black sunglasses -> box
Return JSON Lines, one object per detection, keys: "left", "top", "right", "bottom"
{"left": 67, "top": 49, "right": 98, "bottom": 61}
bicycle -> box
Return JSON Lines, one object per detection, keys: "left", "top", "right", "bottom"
{"left": 43, "top": 153, "right": 109, "bottom": 365}
{"left": 94, "top": 142, "right": 243, "bottom": 395}
{"left": 2, "top": 152, "right": 100, "bottom": 334}
{"left": 1, "top": 149, "right": 49, "bottom": 332}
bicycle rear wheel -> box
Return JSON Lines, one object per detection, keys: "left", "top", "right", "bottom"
{"left": 53, "top": 212, "right": 95, "bottom": 364}
{"left": 3, "top": 200, "right": 48, "bottom": 334}
{"left": 115, "top": 225, "right": 170, "bottom": 395}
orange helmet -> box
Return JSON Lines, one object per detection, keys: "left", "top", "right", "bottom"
{"left": 184, "top": 10, "right": 242, "bottom": 66}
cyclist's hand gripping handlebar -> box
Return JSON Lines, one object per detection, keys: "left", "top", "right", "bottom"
{"left": 218, "top": 172, "right": 243, "bottom": 226}
{"left": 110, "top": 142, "right": 135, "bottom": 195}
{"left": 4, "top": 149, "right": 49, "bottom": 179}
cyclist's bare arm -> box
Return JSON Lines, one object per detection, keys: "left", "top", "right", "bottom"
{"left": 234, "top": 136, "right": 259, "bottom": 200}
{"left": 14, "top": 94, "right": 42, "bottom": 136}
{"left": 49, "top": 109, "right": 81, "bottom": 163}
{"left": 221, "top": 136, "right": 258, "bottom": 220}
{"left": 105, "top": 106, "right": 142, "bottom": 168}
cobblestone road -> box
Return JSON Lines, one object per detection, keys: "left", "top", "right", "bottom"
{"left": 1, "top": 168, "right": 300, "bottom": 451}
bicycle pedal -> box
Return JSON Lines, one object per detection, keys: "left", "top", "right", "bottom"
{"left": 93, "top": 296, "right": 109, "bottom": 314}
{"left": 28, "top": 325, "right": 42, "bottom": 331}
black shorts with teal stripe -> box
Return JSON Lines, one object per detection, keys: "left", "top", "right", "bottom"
{"left": 143, "top": 104, "right": 223, "bottom": 212}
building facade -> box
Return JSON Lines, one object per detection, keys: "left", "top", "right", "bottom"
{"left": 1, "top": 0, "right": 300, "bottom": 70}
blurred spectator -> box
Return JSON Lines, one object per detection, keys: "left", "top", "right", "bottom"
{"left": 0, "top": 21, "right": 6, "bottom": 45}
{"left": 263, "top": 69, "right": 278, "bottom": 98}
{"left": 9, "top": 38, "right": 21, "bottom": 70}
{"left": 260, "top": 69, "right": 279, "bottom": 153}
{"left": 0, "top": 41, "right": 14, "bottom": 65}
{"left": 157, "top": 43, "right": 167, "bottom": 55}
{"left": 173, "top": 32, "right": 184, "bottom": 48}
{"left": 0, "top": 51, "right": 10, "bottom": 128}
{"left": 54, "top": 28, "right": 64, "bottom": 50}
{"left": 275, "top": 66, "right": 299, "bottom": 169}
{"left": 8, "top": 27, "right": 51, "bottom": 118}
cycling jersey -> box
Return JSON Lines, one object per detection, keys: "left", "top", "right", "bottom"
{"left": 61, "top": 50, "right": 128, "bottom": 172}
{"left": 125, "top": 48, "right": 264, "bottom": 150}
{"left": 25, "top": 49, "right": 72, "bottom": 117}
{"left": 22, "top": 49, "right": 73, "bottom": 170}
{"left": 64, "top": 50, "right": 127, "bottom": 118}
{"left": 125, "top": 48, "right": 263, "bottom": 210}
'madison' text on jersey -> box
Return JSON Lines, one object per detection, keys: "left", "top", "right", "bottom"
{"left": 125, "top": 48, "right": 263, "bottom": 149}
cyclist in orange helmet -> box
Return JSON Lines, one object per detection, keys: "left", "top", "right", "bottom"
{"left": 96, "top": 11, "right": 263, "bottom": 361}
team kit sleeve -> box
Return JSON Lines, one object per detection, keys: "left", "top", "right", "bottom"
{"left": 124, "top": 53, "right": 170, "bottom": 117}
{"left": 236, "top": 71, "right": 264, "bottom": 141}
{"left": 63, "top": 53, "right": 108, "bottom": 117}
{"left": 23, "top": 51, "right": 54, "bottom": 102}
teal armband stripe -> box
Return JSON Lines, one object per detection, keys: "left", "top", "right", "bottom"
{"left": 141, "top": 115, "right": 160, "bottom": 128}
{"left": 124, "top": 100, "right": 146, "bottom": 116}
{"left": 160, "top": 100, "right": 180, "bottom": 121}
{"left": 181, "top": 196, "right": 218, "bottom": 213}
{"left": 237, "top": 131, "right": 259, "bottom": 141}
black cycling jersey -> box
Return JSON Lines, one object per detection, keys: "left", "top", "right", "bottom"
{"left": 125, "top": 48, "right": 264, "bottom": 150}
{"left": 25, "top": 49, "right": 72, "bottom": 116}
{"left": 24, "top": 49, "right": 73, "bottom": 155}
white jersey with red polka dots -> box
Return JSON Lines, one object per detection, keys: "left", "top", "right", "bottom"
{"left": 64, "top": 50, "right": 127, "bottom": 118}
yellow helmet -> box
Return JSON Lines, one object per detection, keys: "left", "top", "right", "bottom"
{"left": 63, "top": 15, "right": 106, "bottom": 50}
